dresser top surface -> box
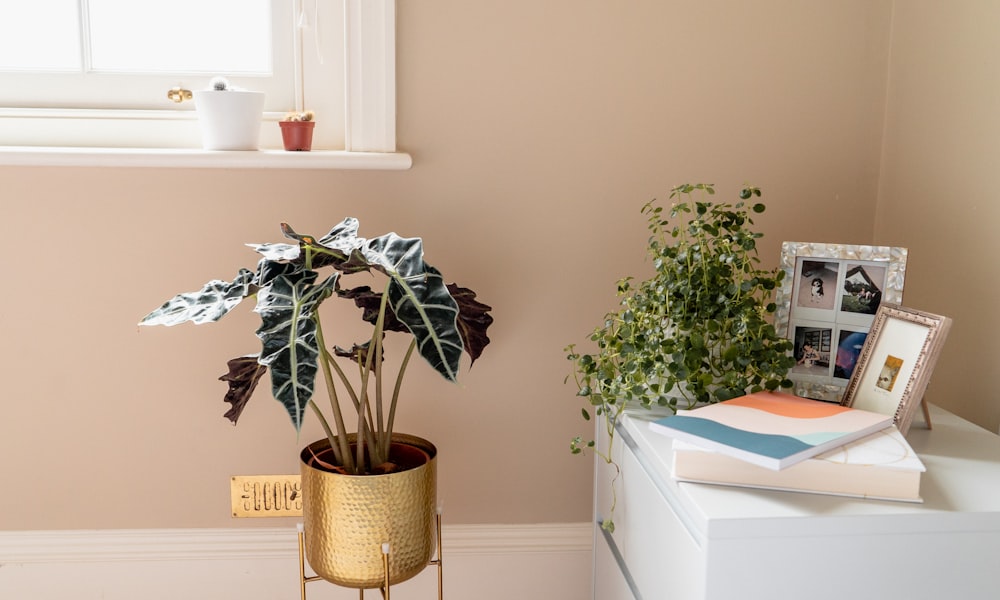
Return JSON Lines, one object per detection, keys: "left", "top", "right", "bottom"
{"left": 620, "top": 404, "right": 1000, "bottom": 539}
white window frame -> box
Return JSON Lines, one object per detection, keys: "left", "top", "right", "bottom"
{"left": 343, "top": 0, "right": 396, "bottom": 153}
{"left": 0, "top": 0, "right": 408, "bottom": 170}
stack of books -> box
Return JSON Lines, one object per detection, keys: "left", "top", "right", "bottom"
{"left": 648, "top": 391, "right": 925, "bottom": 502}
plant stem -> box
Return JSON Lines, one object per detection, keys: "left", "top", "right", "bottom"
{"left": 373, "top": 302, "right": 386, "bottom": 461}
{"left": 354, "top": 359, "right": 383, "bottom": 470}
{"left": 308, "top": 399, "right": 338, "bottom": 457}
{"left": 324, "top": 350, "right": 381, "bottom": 465}
{"left": 362, "top": 282, "right": 393, "bottom": 466}
{"left": 384, "top": 339, "right": 416, "bottom": 457}
{"left": 313, "top": 316, "right": 355, "bottom": 473}
{"left": 356, "top": 385, "right": 367, "bottom": 471}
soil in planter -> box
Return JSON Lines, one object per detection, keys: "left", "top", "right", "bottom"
{"left": 306, "top": 441, "right": 429, "bottom": 476}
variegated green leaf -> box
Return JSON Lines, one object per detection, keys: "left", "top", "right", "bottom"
{"left": 389, "top": 264, "right": 463, "bottom": 381}
{"left": 360, "top": 232, "right": 462, "bottom": 381}
{"left": 343, "top": 282, "right": 493, "bottom": 370}
{"left": 254, "top": 270, "right": 339, "bottom": 431}
{"left": 247, "top": 242, "right": 300, "bottom": 262}
{"left": 255, "top": 259, "right": 300, "bottom": 288}
{"left": 139, "top": 269, "right": 255, "bottom": 327}
{"left": 314, "top": 218, "right": 363, "bottom": 254}
{"left": 283, "top": 219, "right": 369, "bottom": 272}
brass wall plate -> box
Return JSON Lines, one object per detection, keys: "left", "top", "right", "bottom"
{"left": 231, "top": 475, "right": 302, "bottom": 518}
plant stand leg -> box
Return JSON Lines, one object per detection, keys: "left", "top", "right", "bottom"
{"left": 429, "top": 510, "right": 443, "bottom": 600}
{"left": 381, "top": 543, "right": 391, "bottom": 599}
{"left": 297, "top": 523, "right": 324, "bottom": 600}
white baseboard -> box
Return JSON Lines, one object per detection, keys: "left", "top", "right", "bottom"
{"left": 0, "top": 523, "right": 593, "bottom": 599}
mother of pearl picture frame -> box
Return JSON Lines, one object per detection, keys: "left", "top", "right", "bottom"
{"left": 774, "top": 242, "right": 908, "bottom": 402}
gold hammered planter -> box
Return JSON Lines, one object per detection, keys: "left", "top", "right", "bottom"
{"left": 300, "top": 433, "right": 437, "bottom": 589}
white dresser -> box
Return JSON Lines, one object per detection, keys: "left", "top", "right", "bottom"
{"left": 592, "top": 404, "right": 1000, "bottom": 600}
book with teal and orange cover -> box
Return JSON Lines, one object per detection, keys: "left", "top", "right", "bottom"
{"left": 648, "top": 391, "right": 893, "bottom": 470}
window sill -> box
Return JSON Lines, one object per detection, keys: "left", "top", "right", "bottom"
{"left": 0, "top": 146, "right": 412, "bottom": 171}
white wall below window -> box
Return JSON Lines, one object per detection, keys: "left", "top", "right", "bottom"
{"left": 0, "top": 523, "right": 591, "bottom": 600}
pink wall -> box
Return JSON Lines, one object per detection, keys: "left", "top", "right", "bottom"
{"left": 876, "top": 0, "right": 1000, "bottom": 432}
{"left": 0, "top": 1, "right": 912, "bottom": 530}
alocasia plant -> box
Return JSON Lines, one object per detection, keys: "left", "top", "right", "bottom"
{"left": 140, "top": 218, "right": 493, "bottom": 475}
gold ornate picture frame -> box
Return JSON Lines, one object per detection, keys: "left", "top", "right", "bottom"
{"left": 840, "top": 304, "right": 951, "bottom": 435}
{"left": 774, "top": 242, "right": 908, "bottom": 402}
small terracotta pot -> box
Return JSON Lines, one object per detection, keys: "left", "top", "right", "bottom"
{"left": 279, "top": 120, "right": 316, "bottom": 151}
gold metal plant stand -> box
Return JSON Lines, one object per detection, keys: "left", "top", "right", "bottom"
{"left": 297, "top": 511, "right": 444, "bottom": 600}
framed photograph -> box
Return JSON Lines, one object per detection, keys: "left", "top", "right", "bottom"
{"left": 840, "top": 305, "right": 951, "bottom": 436}
{"left": 774, "top": 242, "right": 908, "bottom": 402}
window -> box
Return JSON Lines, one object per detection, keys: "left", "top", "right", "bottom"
{"left": 0, "top": 0, "right": 398, "bottom": 156}
{"left": 0, "top": 1, "right": 290, "bottom": 110}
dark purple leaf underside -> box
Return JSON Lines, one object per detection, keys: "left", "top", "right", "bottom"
{"left": 219, "top": 354, "right": 268, "bottom": 424}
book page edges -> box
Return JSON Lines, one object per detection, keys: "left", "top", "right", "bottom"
{"left": 672, "top": 445, "right": 923, "bottom": 502}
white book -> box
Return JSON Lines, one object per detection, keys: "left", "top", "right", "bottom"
{"left": 672, "top": 426, "right": 926, "bottom": 503}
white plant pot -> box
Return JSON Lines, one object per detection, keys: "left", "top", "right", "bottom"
{"left": 193, "top": 90, "right": 265, "bottom": 150}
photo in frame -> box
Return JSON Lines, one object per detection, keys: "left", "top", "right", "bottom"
{"left": 840, "top": 304, "right": 951, "bottom": 436}
{"left": 774, "top": 242, "right": 908, "bottom": 402}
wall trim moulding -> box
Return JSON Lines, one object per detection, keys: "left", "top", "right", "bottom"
{"left": 0, "top": 523, "right": 593, "bottom": 599}
{"left": 0, "top": 523, "right": 592, "bottom": 564}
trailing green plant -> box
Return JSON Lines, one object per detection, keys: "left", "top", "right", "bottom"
{"left": 140, "top": 218, "right": 493, "bottom": 475}
{"left": 566, "top": 183, "right": 794, "bottom": 531}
